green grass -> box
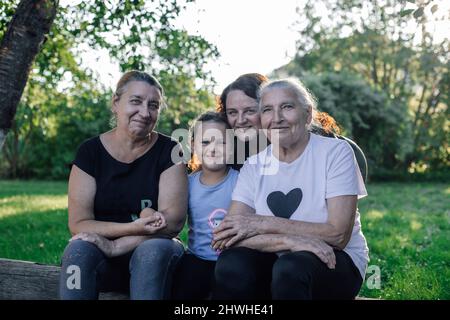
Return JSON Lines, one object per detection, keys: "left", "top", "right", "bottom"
{"left": 0, "top": 180, "right": 448, "bottom": 299}
{"left": 356, "top": 183, "right": 450, "bottom": 299}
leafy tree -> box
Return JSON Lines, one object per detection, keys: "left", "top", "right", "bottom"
{"left": 0, "top": 0, "right": 58, "bottom": 150}
{"left": 302, "top": 72, "right": 413, "bottom": 174}
{"left": 275, "top": 0, "right": 448, "bottom": 175}
{"left": 0, "top": 0, "right": 219, "bottom": 179}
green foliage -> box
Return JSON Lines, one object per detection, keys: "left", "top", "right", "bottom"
{"left": 0, "top": 0, "right": 219, "bottom": 179}
{"left": 302, "top": 72, "right": 413, "bottom": 174}
{"left": 277, "top": 0, "right": 449, "bottom": 177}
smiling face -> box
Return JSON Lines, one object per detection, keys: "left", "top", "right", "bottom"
{"left": 259, "top": 86, "right": 312, "bottom": 148}
{"left": 112, "top": 81, "right": 162, "bottom": 138}
{"left": 193, "top": 121, "right": 231, "bottom": 172}
{"left": 225, "top": 90, "right": 261, "bottom": 142}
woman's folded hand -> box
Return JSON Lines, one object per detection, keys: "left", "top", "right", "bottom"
{"left": 212, "top": 212, "right": 261, "bottom": 250}
{"left": 70, "top": 232, "right": 115, "bottom": 257}
{"left": 284, "top": 235, "right": 336, "bottom": 269}
{"left": 132, "top": 210, "right": 167, "bottom": 235}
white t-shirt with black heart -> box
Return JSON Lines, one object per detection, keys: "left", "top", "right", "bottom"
{"left": 232, "top": 133, "right": 369, "bottom": 279}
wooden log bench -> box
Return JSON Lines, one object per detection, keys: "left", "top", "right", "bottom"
{"left": 0, "top": 258, "right": 377, "bottom": 300}
{"left": 0, "top": 258, "right": 127, "bottom": 300}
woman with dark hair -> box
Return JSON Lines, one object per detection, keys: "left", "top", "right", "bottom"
{"left": 59, "top": 71, "right": 187, "bottom": 300}
{"left": 217, "top": 73, "right": 270, "bottom": 170}
{"left": 218, "top": 73, "right": 367, "bottom": 179}
{"left": 212, "top": 78, "right": 369, "bottom": 300}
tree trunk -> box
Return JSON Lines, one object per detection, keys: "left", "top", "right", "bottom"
{"left": 0, "top": 0, "right": 58, "bottom": 150}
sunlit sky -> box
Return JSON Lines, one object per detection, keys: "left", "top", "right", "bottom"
{"left": 60, "top": 0, "right": 449, "bottom": 95}
{"left": 176, "top": 0, "right": 300, "bottom": 93}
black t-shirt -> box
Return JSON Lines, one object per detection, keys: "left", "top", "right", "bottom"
{"left": 72, "top": 133, "right": 180, "bottom": 223}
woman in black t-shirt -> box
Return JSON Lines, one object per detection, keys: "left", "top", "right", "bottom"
{"left": 59, "top": 71, "right": 188, "bottom": 300}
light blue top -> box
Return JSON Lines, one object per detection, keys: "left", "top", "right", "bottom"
{"left": 187, "top": 168, "right": 239, "bottom": 261}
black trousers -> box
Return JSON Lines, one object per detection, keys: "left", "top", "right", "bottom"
{"left": 171, "top": 253, "right": 216, "bottom": 300}
{"left": 212, "top": 247, "right": 363, "bottom": 300}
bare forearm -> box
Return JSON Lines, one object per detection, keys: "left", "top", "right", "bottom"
{"left": 234, "top": 234, "right": 290, "bottom": 253}
{"left": 70, "top": 219, "right": 136, "bottom": 239}
{"left": 141, "top": 206, "right": 186, "bottom": 239}
{"left": 256, "top": 216, "right": 343, "bottom": 247}
{"left": 151, "top": 215, "right": 185, "bottom": 239}
{"left": 111, "top": 236, "right": 151, "bottom": 256}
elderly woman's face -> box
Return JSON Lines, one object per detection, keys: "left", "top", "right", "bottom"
{"left": 113, "top": 81, "right": 161, "bottom": 138}
{"left": 259, "top": 87, "right": 312, "bottom": 147}
{"left": 225, "top": 90, "right": 261, "bottom": 142}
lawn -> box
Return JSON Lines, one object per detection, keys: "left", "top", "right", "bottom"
{"left": 0, "top": 180, "right": 448, "bottom": 299}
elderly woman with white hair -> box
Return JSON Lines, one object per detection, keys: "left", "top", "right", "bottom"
{"left": 212, "top": 78, "right": 369, "bottom": 300}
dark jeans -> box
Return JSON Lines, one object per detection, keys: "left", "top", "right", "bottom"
{"left": 59, "top": 238, "right": 184, "bottom": 300}
{"left": 212, "top": 247, "right": 363, "bottom": 300}
{"left": 171, "top": 253, "right": 216, "bottom": 300}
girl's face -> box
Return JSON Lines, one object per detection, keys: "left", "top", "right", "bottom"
{"left": 193, "top": 121, "right": 231, "bottom": 172}
{"left": 112, "top": 81, "right": 162, "bottom": 138}
{"left": 259, "top": 87, "right": 312, "bottom": 148}
{"left": 225, "top": 90, "right": 261, "bottom": 142}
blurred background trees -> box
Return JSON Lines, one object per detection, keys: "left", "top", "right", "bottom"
{"left": 0, "top": 0, "right": 218, "bottom": 179}
{"left": 273, "top": 0, "right": 449, "bottom": 180}
{"left": 0, "top": 0, "right": 448, "bottom": 181}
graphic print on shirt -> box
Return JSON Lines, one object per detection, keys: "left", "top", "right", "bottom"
{"left": 208, "top": 208, "right": 227, "bottom": 255}
{"left": 131, "top": 199, "right": 153, "bottom": 221}
{"left": 266, "top": 188, "right": 302, "bottom": 219}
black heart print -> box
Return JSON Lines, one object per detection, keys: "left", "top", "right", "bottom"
{"left": 266, "top": 188, "right": 302, "bottom": 219}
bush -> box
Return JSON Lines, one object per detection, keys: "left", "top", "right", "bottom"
{"left": 302, "top": 72, "right": 413, "bottom": 179}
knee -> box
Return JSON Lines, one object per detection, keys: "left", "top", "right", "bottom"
{"left": 61, "top": 239, "right": 103, "bottom": 266}
{"left": 272, "top": 252, "right": 315, "bottom": 285}
{"left": 130, "top": 238, "right": 183, "bottom": 268}
{"left": 215, "top": 247, "right": 257, "bottom": 287}
{"left": 60, "top": 240, "right": 105, "bottom": 277}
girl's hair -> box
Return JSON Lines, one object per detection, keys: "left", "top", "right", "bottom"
{"left": 258, "top": 78, "right": 341, "bottom": 135}
{"left": 110, "top": 71, "right": 166, "bottom": 127}
{"left": 188, "top": 111, "right": 231, "bottom": 172}
{"left": 217, "top": 73, "right": 269, "bottom": 115}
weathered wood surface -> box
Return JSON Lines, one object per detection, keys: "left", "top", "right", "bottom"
{"left": 0, "top": 258, "right": 128, "bottom": 300}
{"left": 0, "top": 258, "right": 377, "bottom": 300}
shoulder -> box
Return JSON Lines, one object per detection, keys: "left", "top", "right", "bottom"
{"left": 239, "top": 145, "right": 272, "bottom": 171}
{"left": 188, "top": 171, "right": 201, "bottom": 190}
{"left": 78, "top": 135, "right": 100, "bottom": 149}
{"left": 75, "top": 136, "right": 101, "bottom": 157}
{"left": 310, "top": 133, "right": 353, "bottom": 156}
{"left": 156, "top": 132, "right": 178, "bottom": 148}
{"left": 228, "top": 168, "right": 240, "bottom": 181}
{"left": 72, "top": 136, "right": 101, "bottom": 177}
{"left": 188, "top": 170, "right": 201, "bottom": 182}
{"left": 155, "top": 132, "right": 183, "bottom": 156}
{"left": 229, "top": 168, "right": 240, "bottom": 177}
{"left": 245, "top": 145, "right": 271, "bottom": 166}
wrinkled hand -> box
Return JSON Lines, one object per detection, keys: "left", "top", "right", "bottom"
{"left": 133, "top": 211, "right": 167, "bottom": 235}
{"left": 286, "top": 236, "right": 336, "bottom": 269}
{"left": 212, "top": 212, "right": 260, "bottom": 250}
{"left": 70, "top": 232, "right": 115, "bottom": 258}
